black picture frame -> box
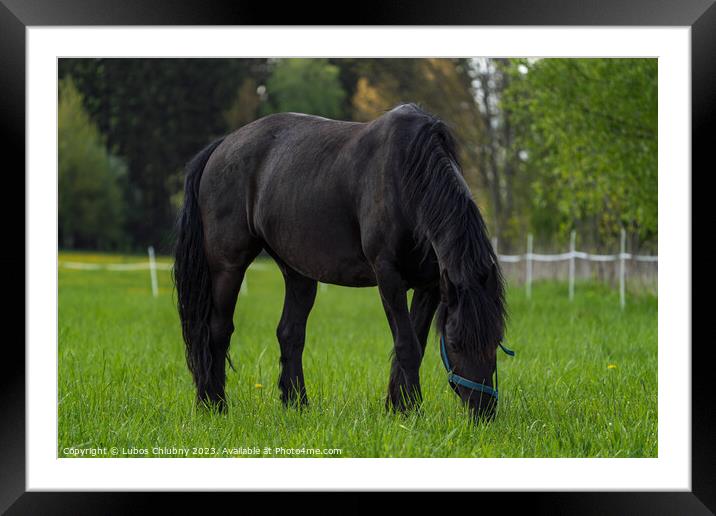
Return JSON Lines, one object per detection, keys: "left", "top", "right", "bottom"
{"left": 2, "top": 0, "right": 710, "bottom": 512}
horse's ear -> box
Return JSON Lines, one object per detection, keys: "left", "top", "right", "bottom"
{"left": 440, "top": 269, "right": 457, "bottom": 307}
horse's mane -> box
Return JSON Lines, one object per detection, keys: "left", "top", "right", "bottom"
{"left": 398, "top": 104, "right": 506, "bottom": 361}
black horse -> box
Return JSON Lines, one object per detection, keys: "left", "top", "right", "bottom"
{"left": 173, "top": 104, "right": 507, "bottom": 421}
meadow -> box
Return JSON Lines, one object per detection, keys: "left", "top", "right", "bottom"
{"left": 58, "top": 251, "right": 657, "bottom": 458}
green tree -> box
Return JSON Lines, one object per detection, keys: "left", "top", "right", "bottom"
{"left": 503, "top": 58, "right": 658, "bottom": 245}
{"left": 468, "top": 58, "right": 534, "bottom": 249}
{"left": 59, "top": 58, "right": 270, "bottom": 250}
{"left": 263, "top": 59, "right": 346, "bottom": 119}
{"left": 58, "top": 78, "right": 127, "bottom": 250}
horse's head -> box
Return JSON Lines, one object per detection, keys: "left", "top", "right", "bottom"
{"left": 437, "top": 263, "right": 508, "bottom": 422}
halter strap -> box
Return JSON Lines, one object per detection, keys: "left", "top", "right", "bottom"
{"left": 440, "top": 334, "right": 514, "bottom": 400}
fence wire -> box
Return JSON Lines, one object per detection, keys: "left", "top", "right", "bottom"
{"left": 59, "top": 233, "right": 658, "bottom": 305}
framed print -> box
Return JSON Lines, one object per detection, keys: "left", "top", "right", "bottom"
{"left": 3, "top": 0, "right": 712, "bottom": 512}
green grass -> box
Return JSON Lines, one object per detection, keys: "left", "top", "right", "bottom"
{"left": 58, "top": 252, "right": 657, "bottom": 458}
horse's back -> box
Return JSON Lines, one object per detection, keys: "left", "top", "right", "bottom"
{"left": 198, "top": 107, "right": 435, "bottom": 286}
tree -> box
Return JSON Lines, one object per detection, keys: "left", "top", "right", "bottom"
{"left": 58, "top": 78, "right": 127, "bottom": 250}
{"left": 502, "top": 58, "right": 658, "bottom": 246}
{"left": 59, "top": 58, "right": 270, "bottom": 250}
{"left": 263, "top": 59, "right": 346, "bottom": 119}
{"left": 224, "top": 77, "right": 263, "bottom": 131}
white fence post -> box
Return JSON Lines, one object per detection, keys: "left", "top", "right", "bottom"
{"left": 569, "top": 230, "right": 576, "bottom": 302}
{"left": 619, "top": 228, "right": 626, "bottom": 309}
{"left": 148, "top": 246, "right": 158, "bottom": 298}
{"left": 526, "top": 233, "right": 533, "bottom": 299}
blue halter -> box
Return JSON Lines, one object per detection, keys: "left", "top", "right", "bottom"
{"left": 440, "top": 333, "right": 515, "bottom": 400}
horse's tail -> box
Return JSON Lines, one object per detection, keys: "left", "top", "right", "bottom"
{"left": 173, "top": 136, "right": 225, "bottom": 399}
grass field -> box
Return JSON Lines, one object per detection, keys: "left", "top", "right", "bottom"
{"left": 58, "top": 251, "right": 657, "bottom": 458}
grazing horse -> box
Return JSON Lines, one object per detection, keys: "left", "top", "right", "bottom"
{"left": 173, "top": 104, "right": 507, "bottom": 421}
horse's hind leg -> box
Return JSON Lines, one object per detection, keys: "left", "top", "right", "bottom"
{"left": 276, "top": 268, "right": 317, "bottom": 407}
{"left": 409, "top": 285, "right": 440, "bottom": 363}
{"left": 204, "top": 245, "right": 261, "bottom": 410}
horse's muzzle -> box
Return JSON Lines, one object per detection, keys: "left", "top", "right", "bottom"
{"left": 456, "top": 384, "right": 497, "bottom": 423}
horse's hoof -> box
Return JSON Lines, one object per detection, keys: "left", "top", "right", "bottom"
{"left": 386, "top": 384, "right": 422, "bottom": 414}
{"left": 198, "top": 395, "right": 228, "bottom": 414}
{"left": 385, "top": 395, "right": 420, "bottom": 414}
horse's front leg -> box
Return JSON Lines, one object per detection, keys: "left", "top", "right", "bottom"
{"left": 374, "top": 260, "right": 423, "bottom": 412}
{"left": 276, "top": 268, "right": 317, "bottom": 407}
